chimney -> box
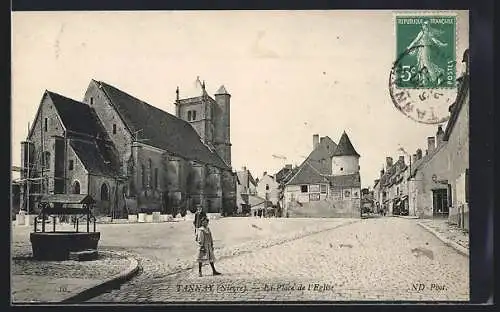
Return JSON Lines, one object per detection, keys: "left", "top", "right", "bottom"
{"left": 285, "top": 164, "right": 292, "bottom": 170}
{"left": 313, "top": 134, "right": 319, "bottom": 149}
{"left": 427, "top": 136, "right": 436, "bottom": 153}
{"left": 242, "top": 166, "right": 247, "bottom": 171}
{"left": 399, "top": 155, "right": 405, "bottom": 164}
{"left": 412, "top": 154, "right": 417, "bottom": 164}
{"left": 436, "top": 125, "right": 444, "bottom": 144}
{"left": 386, "top": 157, "right": 393, "bottom": 168}
{"left": 263, "top": 171, "right": 267, "bottom": 176}
{"left": 320, "top": 137, "right": 325, "bottom": 144}
{"left": 416, "top": 149, "right": 423, "bottom": 160}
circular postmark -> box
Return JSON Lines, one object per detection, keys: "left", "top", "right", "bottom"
{"left": 389, "top": 44, "right": 457, "bottom": 125}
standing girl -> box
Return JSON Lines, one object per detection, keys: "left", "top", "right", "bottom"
{"left": 196, "top": 216, "right": 221, "bottom": 277}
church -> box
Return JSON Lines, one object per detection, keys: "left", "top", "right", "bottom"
{"left": 282, "top": 131, "right": 362, "bottom": 218}
{"left": 19, "top": 79, "right": 236, "bottom": 218}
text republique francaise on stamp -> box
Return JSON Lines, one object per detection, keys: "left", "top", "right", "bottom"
{"left": 389, "top": 13, "right": 458, "bottom": 124}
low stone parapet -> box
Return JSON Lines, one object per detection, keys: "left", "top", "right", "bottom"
{"left": 152, "top": 212, "right": 161, "bottom": 223}
{"left": 137, "top": 213, "right": 146, "bottom": 223}
{"left": 128, "top": 214, "right": 138, "bottom": 223}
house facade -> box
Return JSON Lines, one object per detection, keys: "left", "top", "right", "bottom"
{"left": 283, "top": 132, "right": 361, "bottom": 218}
{"left": 256, "top": 172, "right": 280, "bottom": 207}
{"left": 235, "top": 167, "right": 259, "bottom": 214}
{"left": 19, "top": 79, "right": 236, "bottom": 218}
{"left": 375, "top": 156, "right": 406, "bottom": 215}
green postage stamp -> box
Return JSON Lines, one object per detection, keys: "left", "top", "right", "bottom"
{"left": 389, "top": 13, "right": 459, "bottom": 124}
{"left": 395, "top": 15, "right": 456, "bottom": 89}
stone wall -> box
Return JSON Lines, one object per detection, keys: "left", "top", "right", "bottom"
{"left": 28, "top": 93, "right": 65, "bottom": 194}
{"left": 83, "top": 80, "right": 133, "bottom": 176}
{"left": 88, "top": 175, "right": 120, "bottom": 217}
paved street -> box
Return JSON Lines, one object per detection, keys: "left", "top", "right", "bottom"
{"left": 89, "top": 217, "right": 469, "bottom": 302}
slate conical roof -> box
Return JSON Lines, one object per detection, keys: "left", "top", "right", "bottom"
{"left": 332, "top": 131, "right": 360, "bottom": 157}
{"left": 215, "top": 85, "right": 229, "bottom": 95}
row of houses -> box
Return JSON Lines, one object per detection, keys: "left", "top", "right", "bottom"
{"left": 236, "top": 131, "right": 362, "bottom": 218}
{"left": 373, "top": 50, "right": 470, "bottom": 230}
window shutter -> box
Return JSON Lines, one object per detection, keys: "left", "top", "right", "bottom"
{"left": 465, "top": 169, "right": 469, "bottom": 203}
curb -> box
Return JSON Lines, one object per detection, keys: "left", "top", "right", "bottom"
{"left": 61, "top": 251, "right": 140, "bottom": 303}
{"left": 417, "top": 222, "right": 469, "bottom": 257}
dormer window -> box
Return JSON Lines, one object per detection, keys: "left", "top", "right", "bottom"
{"left": 90, "top": 97, "right": 94, "bottom": 105}
{"left": 113, "top": 124, "right": 117, "bottom": 134}
{"left": 187, "top": 111, "right": 192, "bottom": 121}
{"left": 192, "top": 110, "right": 197, "bottom": 120}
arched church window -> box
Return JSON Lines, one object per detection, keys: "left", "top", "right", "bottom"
{"left": 141, "top": 164, "right": 146, "bottom": 188}
{"left": 43, "top": 152, "right": 51, "bottom": 169}
{"left": 148, "top": 159, "right": 152, "bottom": 187}
{"left": 101, "top": 183, "right": 109, "bottom": 201}
{"left": 154, "top": 168, "right": 159, "bottom": 189}
{"left": 72, "top": 181, "right": 80, "bottom": 194}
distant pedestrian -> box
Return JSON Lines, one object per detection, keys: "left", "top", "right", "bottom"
{"left": 196, "top": 216, "right": 221, "bottom": 277}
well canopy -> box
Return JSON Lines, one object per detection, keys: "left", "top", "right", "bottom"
{"left": 39, "top": 194, "right": 95, "bottom": 205}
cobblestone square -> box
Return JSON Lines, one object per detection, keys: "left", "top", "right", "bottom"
{"left": 87, "top": 217, "right": 469, "bottom": 302}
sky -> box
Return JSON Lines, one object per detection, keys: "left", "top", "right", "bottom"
{"left": 11, "top": 10, "right": 469, "bottom": 188}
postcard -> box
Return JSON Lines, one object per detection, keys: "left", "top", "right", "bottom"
{"left": 11, "top": 10, "right": 470, "bottom": 303}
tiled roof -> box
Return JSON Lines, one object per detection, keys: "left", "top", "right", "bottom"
{"left": 248, "top": 195, "right": 266, "bottom": 207}
{"left": 275, "top": 167, "right": 292, "bottom": 183}
{"left": 332, "top": 131, "right": 360, "bottom": 157}
{"left": 328, "top": 173, "right": 361, "bottom": 188}
{"left": 285, "top": 161, "right": 330, "bottom": 186}
{"left": 70, "top": 139, "right": 120, "bottom": 177}
{"left": 279, "top": 167, "right": 300, "bottom": 185}
{"left": 320, "top": 136, "right": 338, "bottom": 157}
{"left": 47, "top": 91, "right": 108, "bottom": 138}
{"left": 96, "top": 81, "right": 229, "bottom": 170}
{"left": 236, "top": 170, "right": 257, "bottom": 187}
{"left": 285, "top": 135, "right": 338, "bottom": 186}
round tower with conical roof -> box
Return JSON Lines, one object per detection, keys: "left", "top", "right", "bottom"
{"left": 332, "top": 131, "right": 360, "bottom": 176}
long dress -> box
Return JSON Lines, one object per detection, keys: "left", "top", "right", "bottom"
{"left": 196, "top": 226, "right": 216, "bottom": 263}
{"left": 408, "top": 28, "right": 447, "bottom": 86}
